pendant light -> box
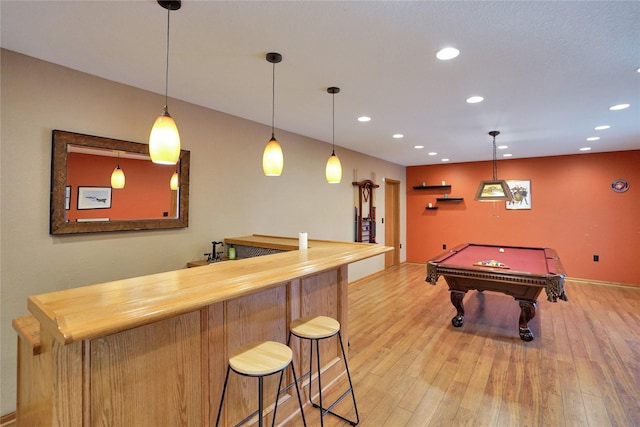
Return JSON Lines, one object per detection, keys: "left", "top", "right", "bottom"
{"left": 149, "top": 0, "right": 181, "bottom": 165}
{"left": 110, "top": 152, "right": 125, "bottom": 189}
{"left": 262, "top": 52, "right": 284, "bottom": 176}
{"left": 325, "top": 87, "right": 342, "bottom": 184}
{"left": 474, "top": 131, "right": 513, "bottom": 201}
{"left": 170, "top": 168, "right": 179, "bottom": 190}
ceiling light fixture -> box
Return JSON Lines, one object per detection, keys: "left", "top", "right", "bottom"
{"left": 586, "top": 136, "right": 600, "bottom": 141}
{"left": 110, "top": 152, "right": 125, "bottom": 189}
{"left": 393, "top": 134, "right": 404, "bottom": 139}
{"left": 466, "top": 96, "right": 484, "bottom": 104}
{"left": 149, "top": 0, "right": 181, "bottom": 165}
{"left": 609, "top": 103, "right": 630, "bottom": 111}
{"left": 357, "top": 116, "right": 371, "bottom": 122}
{"left": 325, "top": 87, "right": 342, "bottom": 184}
{"left": 474, "top": 131, "right": 513, "bottom": 202}
{"left": 594, "top": 125, "right": 610, "bottom": 130}
{"left": 414, "top": 145, "right": 424, "bottom": 149}
{"left": 436, "top": 47, "right": 460, "bottom": 60}
{"left": 263, "top": 52, "right": 284, "bottom": 176}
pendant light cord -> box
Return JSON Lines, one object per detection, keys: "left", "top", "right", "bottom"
{"left": 164, "top": 8, "right": 171, "bottom": 110}
{"left": 492, "top": 135, "right": 497, "bottom": 180}
{"left": 332, "top": 92, "right": 336, "bottom": 155}
{"left": 271, "top": 61, "right": 276, "bottom": 138}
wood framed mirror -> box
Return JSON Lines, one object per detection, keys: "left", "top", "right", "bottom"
{"left": 50, "top": 130, "right": 190, "bottom": 234}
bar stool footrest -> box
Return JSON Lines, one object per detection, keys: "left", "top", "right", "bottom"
{"left": 310, "top": 387, "right": 358, "bottom": 425}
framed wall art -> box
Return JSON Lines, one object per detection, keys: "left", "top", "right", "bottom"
{"left": 506, "top": 180, "right": 531, "bottom": 210}
{"left": 77, "top": 186, "right": 112, "bottom": 210}
{"left": 65, "top": 186, "right": 71, "bottom": 210}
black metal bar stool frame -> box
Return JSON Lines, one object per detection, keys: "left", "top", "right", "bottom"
{"left": 215, "top": 360, "right": 307, "bottom": 427}
{"left": 288, "top": 329, "right": 360, "bottom": 426}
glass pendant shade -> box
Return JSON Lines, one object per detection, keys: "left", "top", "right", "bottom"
{"left": 170, "top": 171, "right": 179, "bottom": 190}
{"left": 262, "top": 136, "right": 284, "bottom": 176}
{"left": 326, "top": 152, "right": 342, "bottom": 184}
{"left": 149, "top": 109, "right": 181, "bottom": 165}
{"left": 111, "top": 165, "right": 125, "bottom": 189}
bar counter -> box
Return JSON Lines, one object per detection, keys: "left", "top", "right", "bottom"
{"left": 14, "top": 235, "right": 392, "bottom": 426}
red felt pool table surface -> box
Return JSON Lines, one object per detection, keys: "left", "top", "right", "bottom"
{"left": 430, "top": 243, "right": 558, "bottom": 275}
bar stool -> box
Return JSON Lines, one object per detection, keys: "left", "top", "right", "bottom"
{"left": 288, "top": 316, "right": 360, "bottom": 426}
{"left": 216, "top": 341, "right": 307, "bottom": 427}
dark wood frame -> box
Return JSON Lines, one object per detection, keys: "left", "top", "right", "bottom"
{"left": 50, "top": 130, "right": 190, "bottom": 234}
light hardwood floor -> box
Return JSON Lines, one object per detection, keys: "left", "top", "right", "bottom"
{"left": 290, "top": 263, "right": 640, "bottom": 427}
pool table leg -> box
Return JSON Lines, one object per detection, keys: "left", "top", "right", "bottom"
{"left": 450, "top": 290, "right": 466, "bottom": 327}
{"left": 518, "top": 300, "right": 537, "bottom": 341}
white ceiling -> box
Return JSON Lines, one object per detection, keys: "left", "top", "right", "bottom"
{"left": 2, "top": 0, "right": 639, "bottom": 166}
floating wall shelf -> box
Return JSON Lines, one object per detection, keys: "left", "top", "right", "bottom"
{"left": 436, "top": 197, "right": 464, "bottom": 202}
{"left": 413, "top": 185, "right": 452, "bottom": 190}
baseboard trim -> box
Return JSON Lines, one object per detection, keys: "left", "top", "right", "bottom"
{"left": 1, "top": 412, "right": 16, "bottom": 427}
{"left": 567, "top": 276, "right": 639, "bottom": 289}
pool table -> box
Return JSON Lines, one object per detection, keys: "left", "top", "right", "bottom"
{"left": 426, "top": 243, "right": 568, "bottom": 341}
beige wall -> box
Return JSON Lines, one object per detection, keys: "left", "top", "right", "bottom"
{"left": 0, "top": 49, "right": 406, "bottom": 415}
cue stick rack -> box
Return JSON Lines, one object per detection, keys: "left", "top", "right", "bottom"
{"left": 352, "top": 179, "right": 379, "bottom": 243}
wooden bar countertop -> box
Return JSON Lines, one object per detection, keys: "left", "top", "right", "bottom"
{"left": 28, "top": 235, "right": 392, "bottom": 345}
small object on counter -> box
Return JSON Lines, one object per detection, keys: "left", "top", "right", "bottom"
{"left": 499, "top": 248, "right": 505, "bottom": 253}
{"left": 228, "top": 245, "right": 236, "bottom": 260}
{"left": 299, "top": 232, "right": 308, "bottom": 250}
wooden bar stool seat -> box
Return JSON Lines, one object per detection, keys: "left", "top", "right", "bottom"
{"left": 289, "top": 316, "right": 360, "bottom": 426}
{"left": 216, "top": 341, "right": 307, "bottom": 427}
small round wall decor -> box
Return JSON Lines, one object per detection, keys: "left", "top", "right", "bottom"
{"left": 611, "top": 179, "right": 629, "bottom": 193}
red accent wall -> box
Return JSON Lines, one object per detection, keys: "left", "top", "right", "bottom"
{"left": 67, "top": 153, "right": 176, "bottom": 221}
{"left": 406, "top": 150, "right": 640, "bottom": 285}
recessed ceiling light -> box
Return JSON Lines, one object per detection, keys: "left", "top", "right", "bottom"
{"left": 357, "top": 116, "right": 371, "bottom": 122}
{"left": 636, "top": 67, "right": 640, "bottom": 73}
{"left": 502, "top": 153, "right": 513, "bottom": 158}
{"left": 393, "top": 134, "right": 404, "bottom": 139}
{"left": 497, "top": 145, "right": 508, "bottom": 150}
{"left": 579, "top": 147, "right": 592, "bottom": 152}
{"left": 586, "top": 136, "right": 600, "bottom": 141}
{"left": 609, "top": 104, "right": 630, "bottom": 111}
{"left": 441, "top": 158, "right": 450, "bottom": 162}
{"left": 466, "top": 96, "right": 484, "bottom": 104}
{"left": 594, "top": 125, "right": 610, "bottom": 130}
{"left": 414, "top": 145, "right": 424, "bottom": 149}
{"left": 428, "top": 152, "right": 437, "bottom": 156}
{"left": 436, "top": 47, "right": 460, "bottom": 60}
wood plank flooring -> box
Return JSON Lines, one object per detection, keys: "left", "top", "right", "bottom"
{"left": 288, "top": 263, "right": 640, "bottom": 427}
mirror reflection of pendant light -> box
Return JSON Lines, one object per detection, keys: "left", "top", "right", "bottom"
{"left": 474, "top": 130, "right": 513, "bottom": 201}
{"left": 325, "top": 86, "right": 342, "bottom": 184}
{"left": 170, "top": 169, "right": 179, "bottom": 190}
{"left": 262, "top": 52, "right": 284, "bottom": 176}
{"left": 149, "top": 0, "right": 181, "bottom": 165}
{"left": 110, "top": 152, "right": 125, "bottom": 189}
